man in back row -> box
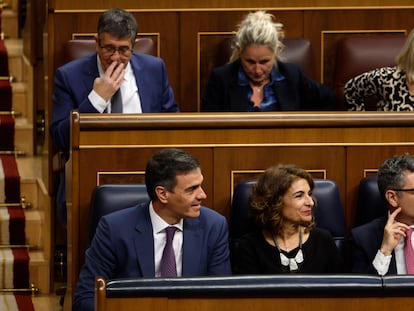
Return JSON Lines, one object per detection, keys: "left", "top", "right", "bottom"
{"left": 50, "top": 8, "right": 179, "bottom": 225}
{"left": 73, "top": 148, "right": 232, "bottom": 311}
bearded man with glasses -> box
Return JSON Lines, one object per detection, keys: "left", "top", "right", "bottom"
{"left": 50, "top": 8, "right": 179, "bottom": 225}
{"left": 351, "top": 153, "right": 414, "bottom": 275}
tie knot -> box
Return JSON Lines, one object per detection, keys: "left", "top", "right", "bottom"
{"left": 165, "top": 226, "right": 177, "bottom": 240}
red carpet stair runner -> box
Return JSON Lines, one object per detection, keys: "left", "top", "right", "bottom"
{"left": 0, "top": 23, "right": 35, "bottom": 311}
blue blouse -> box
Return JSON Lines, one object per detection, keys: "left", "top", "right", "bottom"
{"left": 237, "top": 65, "right": 285, "bottom": 111}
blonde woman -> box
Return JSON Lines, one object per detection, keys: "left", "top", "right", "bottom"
{"left": 201, "top": 11, "right": 337, "bottom": 112}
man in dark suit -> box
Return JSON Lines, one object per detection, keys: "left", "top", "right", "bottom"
{"left": 73, "top": 148, "right": 232, "bottom": 311}
{"left": 351, "top": 154, "right": 414, "bottom": 275}
{"left": 50, "top": 8, "right": 179, "bottom": 224}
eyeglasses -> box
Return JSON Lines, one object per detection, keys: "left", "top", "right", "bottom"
{"left": 99, "top": 44, "right": 132, "bottom": 56}
{"left": 391, "top": 188, "right": 414, "bottom": 194}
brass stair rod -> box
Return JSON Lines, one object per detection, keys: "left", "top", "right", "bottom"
{"left": 0, "top": 283, "right": 40, "bottom": 295}
{"left": 0, "top": 76, "right": 13, "bottom": 82}
{"left": 0, "top": 197, "right": 31, "bottom": 209}
{"left": 0, "top": 150, "right": 26, "bottom": 156}
{"left": 0, "top": 110, "right": 21, "bottom": 116}
{"left": 0, "top": 244, "right": 37, "bottom": 250}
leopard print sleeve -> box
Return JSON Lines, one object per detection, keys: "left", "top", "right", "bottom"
{"left": 344, "top": 67, "right": 396, "bottom": 111}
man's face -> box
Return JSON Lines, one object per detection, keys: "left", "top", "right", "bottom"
{"left": 159, "top": 168, "right": 207, "bottom": 224}
{"left": 96, "top": 32, "right": 133, "bottom": 72}
{"left": 389, "top": 170, "right": 414, "bottom": 224}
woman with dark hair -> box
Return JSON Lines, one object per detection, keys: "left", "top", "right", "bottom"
{"left": 233, "top": 164, "right": 343, "bottom": 274}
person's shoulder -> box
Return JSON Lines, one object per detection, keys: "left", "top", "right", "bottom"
{"left": 103, "top": 201, "right": 149, "bottom": 222}
{"left": 211, "top": 60, "right": 240, "bottom": 75}
{"left": 198, "top": 206, "right": 226, "bottom": 224}
{"left": 277, "top": 60, "right": 300, "bottom": 68}
{"left": 200, "top": 206, "right": 224, "bottom": 217}
{"left": 351, "top": 215, "right": 388, "bottom": 235}
{"left": 311, "top": 227, "right": 334, "bottom": 239}
{"left": 131, "top": 52, "right": 162, "bottom": 64}
{"left": 356, "top": 66, "right": 396, "bottom": 79}
{"left": 378, "top": 66, "right": 399, "bottom": 76}
{"left": 276, "top": 61, "right": 302, "bottom": 74}
{"left": 238, "top": 229, "right": 262, "bottom": 243}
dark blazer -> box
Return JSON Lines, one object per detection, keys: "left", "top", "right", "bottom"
{"left": 350, "top": 214, "right": 397, "bottom": 274}
{"left": 73, "top": 202, "right": 232, "bottom": 311}
{"left": 51, "top": 52, "right": 179, "bottom": 155}
{"left": 201, "top": 60, "right": 337, "bottom": 112}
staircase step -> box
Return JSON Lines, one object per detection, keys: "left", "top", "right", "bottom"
{"left": 25, "top": 209, "right": 43, "bottom": 247}
{"left": 29, "top": 250, "right": 50, "bottom": 294}
{"left": 14, "top": 117, "right": 34, "bottom": 155}
{"left": 17, "top": 156, "right": 51, "bottom": 294}
{"left": 18, "top": 156, "right": 49, "bottom": 247}
{"left": 5, "top": 39, "right": 34, "bottom": 139}
{"left": 11, "top": 81, "right": 28, "bottom": 116}
{"left": 1, "top": 8, "right": 18, "bottom": 39}
{"left": 4, "top": 38, "right": 23, "bottom": 82}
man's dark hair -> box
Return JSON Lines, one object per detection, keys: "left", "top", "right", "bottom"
{"left": 377, "top": 153, "right": 414, "bottom": 198}
{"left": 145, "top": 148, "right": 201, "bottom": 200}
{"left": 97, "top": 8, "right": 138, "bottom": 46}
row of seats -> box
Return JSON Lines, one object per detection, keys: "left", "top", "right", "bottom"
{"left": 61, "top": 34, "right": 407, "bottom": 111}
{"left": 88, "top": 176, "right": 387, "bottom": 260}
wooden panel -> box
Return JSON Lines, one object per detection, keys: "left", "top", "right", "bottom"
{"left": 49, "top": 0, "right": 414, "bottom": 10}
{"left": 97, "top": 295, "right": 413, "bottom": 311}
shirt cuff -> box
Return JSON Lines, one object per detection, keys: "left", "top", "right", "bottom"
{"left": 88, "top": 90, "right": 110, "bottom": 113}
{"left": 373, "top": 249, "right": 392, "bottom": 276}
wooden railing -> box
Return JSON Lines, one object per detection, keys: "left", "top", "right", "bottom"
{"left": 95, "top": 274, "right": 414, "bottom": 311}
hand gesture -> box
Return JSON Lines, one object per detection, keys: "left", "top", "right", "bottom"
{"left": 93, "top": 61, "right": 125, "bottom": 101}
{"left": 380, "top": 207, "right": 409, "bottom": 256}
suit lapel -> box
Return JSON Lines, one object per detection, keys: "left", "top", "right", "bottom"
{"left": 228, "top": 63, "right": 250, "bottom": 111}
{"left": 129, "top": 54, "right": 148, "bottom": 111}
{"left": 182, "top": 217, "right": 202, "bottom": 276}
{"left": 81, "top": 54, "right": 100, "bottom": 94}
{"left": 133, "top": 203, "right": 156, "bottom": 277}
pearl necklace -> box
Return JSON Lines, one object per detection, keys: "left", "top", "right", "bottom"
{"left": 272, "top": 230, "right": 304, "bottom": 272}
